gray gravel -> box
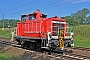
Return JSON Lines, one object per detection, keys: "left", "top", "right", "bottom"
{"left": 18, "top": 52, "right": 49, "bottom": 60}
{"left": 17, "top": 51, "right": 64, "bottom": 60}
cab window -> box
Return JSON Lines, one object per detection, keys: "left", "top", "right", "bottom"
{"left": 22, "top": 17, "right": 26, "bottom": 22}
{"left": 21, "top": 15, "right": 27, "bottom": 22}
{"left": 29, "top": 15, "right": 36, "bottom": 20}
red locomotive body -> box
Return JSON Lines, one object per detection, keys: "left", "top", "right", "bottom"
{"left": 17, "top": 15, "right": 66, "bottom": 39}
{"left": 15, "top": 10, "right": 74, "bottom": 52}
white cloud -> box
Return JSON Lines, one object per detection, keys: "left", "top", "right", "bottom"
{"left": 71, "top": 0, "right": 90, "bottom": 3}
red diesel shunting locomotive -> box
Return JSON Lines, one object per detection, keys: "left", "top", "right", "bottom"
{"left": 14, "top": 10, "right": 74, "bottom": 53}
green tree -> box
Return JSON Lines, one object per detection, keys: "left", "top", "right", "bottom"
{"left": 86, "top": 16, "right": 90, "bottom": 24}
{"left": 64, "top": 16, "right": 78, "bottom": 26}
{"left": 0, "top": 19, "right": 19, "bottom": 28}
{"left": 71, "top": 8, "right": 90, "bottom": 24}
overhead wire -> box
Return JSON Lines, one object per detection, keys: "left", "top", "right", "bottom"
{"left": 40, "top": 0, "right": 78, "bottom": 10}
{"left": 8, "top": 0, "right": 66, "bottom": 16}
{"left": 0, "top": 0, "right": 39, "bottom": 14}
{"left": 0, "top": 0, "right": 24, "bottom": 14}
{"left": 1, "top": 0, "right": 89, "bottom": 18}
{"left": 9, "top": 0, "right": 78, "bottom": 17}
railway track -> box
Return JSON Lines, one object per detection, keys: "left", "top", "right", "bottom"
{"left": 0, "top": 40, "right": 90, "bottom": 60}
{"left": 1, "top": 38, "right": 89, "bottom": 52}
{"left": 70, "top": 47, "right": 90, "bottom": 51}
{"left": 0, "top": 40, "right": 19, "bottom": 51}
{"left": 63, "top": 53, "right": 90, "bottom": 60}
{"left": 43, "top": 51, "right": 90, "bottom": 60}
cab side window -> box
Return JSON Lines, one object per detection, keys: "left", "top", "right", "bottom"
{"left": 22, "top": 17, "right": 26, "bottom": 22}
{"left": 21, "top": 15, "right": 27, "bottom": 22}
{"left": 29, "top": 15, "right": 35, "bottom": 20}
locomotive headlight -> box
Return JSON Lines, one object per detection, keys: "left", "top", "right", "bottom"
{"left": 71, "top": 32, "right": 74, "bottom": 36}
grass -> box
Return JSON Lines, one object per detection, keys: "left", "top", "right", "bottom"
{"left": 0, "top": 28, "right": 14, "bottom": 39}
{"left": 73, "top": 25, "right": 90, "bottom": 48}
{"left": 0, "top": 28, "right": 18, "bottom": 60}
{"left": 0, "top": 52, "right": 18, "bottom": 60}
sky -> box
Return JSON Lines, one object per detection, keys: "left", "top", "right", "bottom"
{"left": 0, "top": 0, "right": 90, "bottom": 20}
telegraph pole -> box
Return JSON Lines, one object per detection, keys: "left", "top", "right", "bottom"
{"left": 2, "top": 14, "right": 4, "bottom": 30}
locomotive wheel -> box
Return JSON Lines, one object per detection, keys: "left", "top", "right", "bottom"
{"left": 29, "top": 42, "right": 35, "bottom": 50}
{"left": 21, "top": 41, "right": 29, "bottom": 49}
{"left": 48, "top": 48, "right": 52, "bottom": 55}
{"left": 21, "top": 42, "right": 25, "bottom": 48}
{"left": 21, "top": 40, "right": 41, "bottom": 50}
{"left": 36, "top": 40, "right": 41, "bottom": 51}
{"left": 67, "top": 42, "right": 71, "bottom": 47}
